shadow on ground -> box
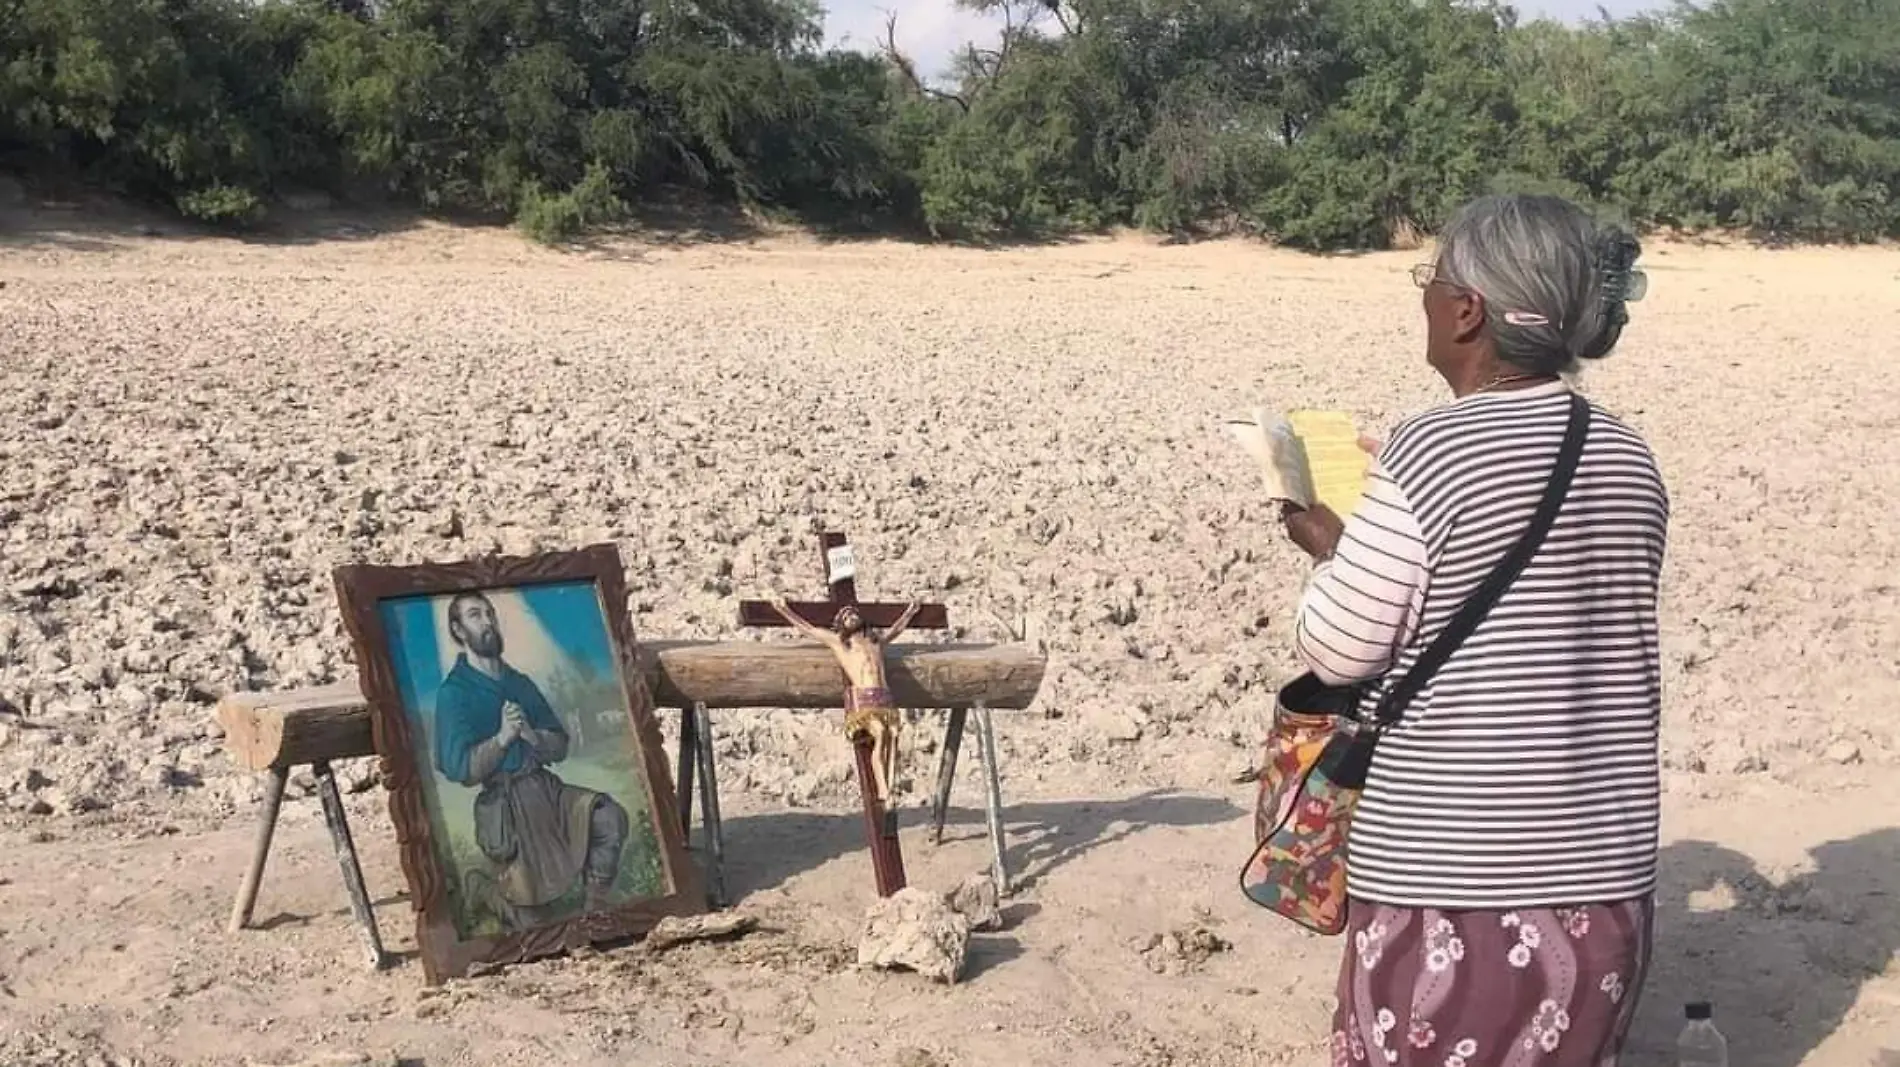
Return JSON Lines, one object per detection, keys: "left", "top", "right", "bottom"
{"left": 252, "top": 890, "right": 409, "bottom": 932}
{"left": 0, "top": 194, "right": 438, "bottom": 252}
{"left": 712, "top": 788, "right": 1244, "bottom": 902}
{"left": 0, "top": 194, "right": 789, "bottom": 256}
{"left": 1628, "top": 830, "right": 1900, "bottom": 1066}
{"left": 703, "top": 803, "right": 1896, "bottom": 1065}
{"left": 0, "top": 181, "right": 1111, "bottom": 257}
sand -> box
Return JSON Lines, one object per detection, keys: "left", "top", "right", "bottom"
{"left": 1, "top": 205, "right": 1897, "bottom": 1067}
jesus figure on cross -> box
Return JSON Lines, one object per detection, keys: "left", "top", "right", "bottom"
{"left": 766, "top": 597, "right": 923, "bottom": 806}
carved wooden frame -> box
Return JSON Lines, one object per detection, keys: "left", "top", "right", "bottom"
{"left": 332, "top": 543, "right": 704, "bottom": 984}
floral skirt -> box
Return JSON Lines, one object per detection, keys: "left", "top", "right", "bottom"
{"left": 1331, "top": 895, "right": 1653, "bottom": 1067}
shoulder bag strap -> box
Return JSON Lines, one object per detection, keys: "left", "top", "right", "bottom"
{"left": 1367, "top": 391, "right": 1592, "bottom": 727}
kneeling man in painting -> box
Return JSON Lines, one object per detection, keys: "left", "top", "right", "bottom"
{"left": 433, "top": 592, "right": 630, "bottom": 929}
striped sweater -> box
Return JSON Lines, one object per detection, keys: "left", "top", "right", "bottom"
{"left": 1293, "top": 381, "right": 1669, "bottom": 909}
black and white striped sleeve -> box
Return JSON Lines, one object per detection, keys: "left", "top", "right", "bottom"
{"left": 1292, "top": 462, "right": 1429, "bottom": 686}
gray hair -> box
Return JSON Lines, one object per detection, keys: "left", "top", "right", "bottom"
{"left": 1434, "top": 194, "right": 1646, "bottom": 376}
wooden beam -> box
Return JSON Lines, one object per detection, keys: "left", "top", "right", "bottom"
{"left": 734, "top": 600, "right": 949, "bottom": 630}
{"left": 651, "top": 640, "right": 1040, "bottom": 712}
{"left": 218, "top": 682, "right": 375, "bottom": 775}
{"left": 216, "top": 639, "right": 1047, "bottom": 772}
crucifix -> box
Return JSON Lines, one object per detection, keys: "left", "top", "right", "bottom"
{"left": 737, "top": 531, "right": 949, "bottom": 897}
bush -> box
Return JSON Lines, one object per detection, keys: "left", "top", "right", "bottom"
{"left": 175, "top": 183, "right": 266, "bottom": 225}
{"left": 514, "top": 163, "right": 628, "bottom": 244}
{"left": 3, "top": 0, "right": 1895, "bottom": 249}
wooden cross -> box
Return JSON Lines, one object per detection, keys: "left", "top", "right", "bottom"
{"left": 735, "top": 532, "right": 950, "bottom": 632}
{"left": 737, "top": 531, "right": 949, "bottom": 897}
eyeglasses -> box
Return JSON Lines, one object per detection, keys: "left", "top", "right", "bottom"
{"left": 1411, "top": 262, "right": 1550, "bottom": 326}
{"left": 1410, "top": 262, "right": 1648, "bottom": 319}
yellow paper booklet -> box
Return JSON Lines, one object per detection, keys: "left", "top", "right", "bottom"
{"left": 1222, "top": 407, "right": 1371, "bottom": 518}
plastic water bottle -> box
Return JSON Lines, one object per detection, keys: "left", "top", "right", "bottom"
{"left": 1677, "top": 1001, "right": 1728, "bottom": 1067}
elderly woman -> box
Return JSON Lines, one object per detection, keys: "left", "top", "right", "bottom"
{"left": 1280, "top": 194, "right": 1666, "bottom": 1066}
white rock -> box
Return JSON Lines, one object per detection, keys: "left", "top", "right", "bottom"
{"left": 945, "top": 872, "right": 1003, "bottom": 932}
{"left": 1092, "top": 709, "right": 1144, "bottom": 743}
{"left": 858, "top": 886, "right": 970, "bottom": 984}
{"left": 112, "top": 683, "right": 152, "bottom": 714}
{"left": 1225, "top": 755, "right": 1260, "bottom": 783}
{"left": 645, "top": 912, "right": 759, "bottom": 951}
{"left": 1823, "top": 740, "right": 1862, "bottom": 765}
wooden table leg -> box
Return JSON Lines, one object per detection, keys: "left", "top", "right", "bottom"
{"left": 974, "top": 703, "right": 1010, "bottom": 896}
{"left": 228, "top": 767, "right": 289, "bottom": 932}
{"left": 930, "top": 706, "right": 968, "bottom": 845}
{"left": 690, "top": 703, "right": 727, "bottom": 909}
{"left": 312, "top": 761, "right": 388, "bottom": 970}
{"left": 676, "top": 705, "right": 698, "bottom": 839}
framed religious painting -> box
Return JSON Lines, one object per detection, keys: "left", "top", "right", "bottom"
{"left": 333, "top": 543, "right": 705, "bottom": 984}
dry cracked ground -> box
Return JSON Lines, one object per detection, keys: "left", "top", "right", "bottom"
{"left": 1, "top": 201, "right": 1897, "bottom": 1067}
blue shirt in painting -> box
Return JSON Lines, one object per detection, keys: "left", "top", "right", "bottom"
{"left": 433, "top": 653, "right": 567, "bottom": 785}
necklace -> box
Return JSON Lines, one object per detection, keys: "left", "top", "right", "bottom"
{"left": 1474, "top": 370, "right": 1556, "bottom": 394}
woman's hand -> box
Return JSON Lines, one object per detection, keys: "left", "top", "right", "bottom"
{"left": 1282, "top": 501, "right": 1346, "bottom": 561}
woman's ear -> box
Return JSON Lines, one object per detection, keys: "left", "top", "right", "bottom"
{"left": 1449, "top": 288, "right": 1488, "bottom": 344}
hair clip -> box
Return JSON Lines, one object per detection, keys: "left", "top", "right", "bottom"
{"left": 1503, "top": 311, "right": 1551, "bottom": 327}
{"left": 1623, "top": 269, "right": 1648, "bottom": 302}
{"left": 1595, "top": 231, "right": 1644, "bottom": 307}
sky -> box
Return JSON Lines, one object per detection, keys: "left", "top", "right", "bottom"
{"left": 818, "top": 0, "right": 1665, "bottom": 87}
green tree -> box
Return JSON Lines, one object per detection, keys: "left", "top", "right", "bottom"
{"left": 2, "top": 0, "right": 1895, "bottom": 247}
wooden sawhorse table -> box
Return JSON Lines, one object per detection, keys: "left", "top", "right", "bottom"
{"left": 214, "top": 639, "right": 1044, "bottom": 962}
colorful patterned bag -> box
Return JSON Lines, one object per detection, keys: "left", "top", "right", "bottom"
{"left": 1239, "top": 393, "right": 1592, "bottom": 937}
{"left": 1239, "top": 675, "right": 1370, "bottom": 935}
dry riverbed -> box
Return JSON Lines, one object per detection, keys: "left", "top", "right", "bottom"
{"left": 1, "top": 206, "right": 1896, "bottom": 1066}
